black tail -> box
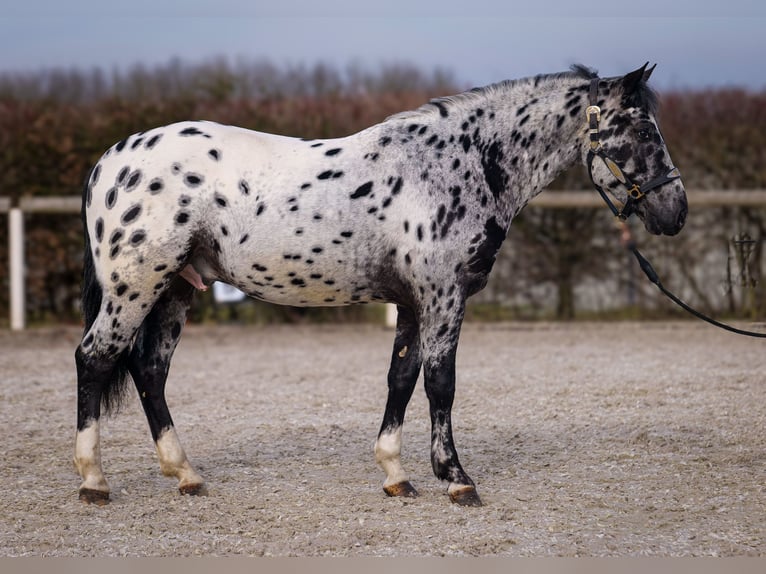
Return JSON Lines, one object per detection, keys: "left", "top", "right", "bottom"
{"left": 80, "top": 169, "right": 132, "bottom": 414}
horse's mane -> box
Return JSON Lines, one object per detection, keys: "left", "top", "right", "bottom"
{"left": 388, "top": 64, "right": 658, "bottom": 121}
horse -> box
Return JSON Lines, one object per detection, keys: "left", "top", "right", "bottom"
{"left": 74, "top": 63, "right": 687, "bottom": 506}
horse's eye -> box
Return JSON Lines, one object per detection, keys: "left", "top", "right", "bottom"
{"left": 636, "top": 126, "right": 652, "bottom": 141}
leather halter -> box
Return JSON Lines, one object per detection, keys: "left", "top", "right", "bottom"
{"left": 582, "top": 77, "right": 766, "bottom": 338}
{"left": 585, "top": 77, "right": 681, "bottom": 220}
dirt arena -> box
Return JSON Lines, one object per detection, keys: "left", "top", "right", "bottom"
{"left": 1, "top": 320, "right": 764, "bottom": 556}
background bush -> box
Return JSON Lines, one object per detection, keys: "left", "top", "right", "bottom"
{"left": 0, "top": 59, "right": 764, "bottom": 325}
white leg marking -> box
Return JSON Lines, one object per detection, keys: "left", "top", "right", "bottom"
{"left": 155, "top": 427, "right": 204, "bottom": 489}
{"left": 374, "top": 427, "right": 409, "bottom": 487}
{"left": 74, "top": 420, "right": 109, "bottom": 493}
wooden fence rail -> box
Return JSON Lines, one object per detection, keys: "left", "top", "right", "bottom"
{"left": 4, "top": 191, "right": 766, "bottom": 330}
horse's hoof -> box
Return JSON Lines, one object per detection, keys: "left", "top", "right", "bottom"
{"left": 449, "top": 486, "right": 483, "bottom": 507}
{"left": 79, "top": 488, "right": 110, "bottom": 505}
{"left": 179, "top": 482, "right": 208, "bottom": 496}
{"left": 383, "top": 481, "right": 419, "bottom": 498}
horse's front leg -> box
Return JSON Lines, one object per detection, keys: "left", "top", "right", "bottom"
{"left": 375, "top": 305, "right": 422, "bottom": 498}
{"left": 128, "top": 280, "right": 206, "bottom": 496}
{"left": 421, "top": 304, "right": 482, "bottom": 506}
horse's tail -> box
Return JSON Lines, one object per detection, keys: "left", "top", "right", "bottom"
{"left": 80, "top": 168, "right": 132, "bottom": 415}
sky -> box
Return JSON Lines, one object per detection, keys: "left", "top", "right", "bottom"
{"left": 2, "top": 1, "right": 766, "bottom": 91}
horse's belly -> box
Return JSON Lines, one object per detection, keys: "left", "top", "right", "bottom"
{"left": 239, "top": 279, "right": 377, "bottom": 307}
{"left": 225, "top": 257, "right": 379, "bottom": 308}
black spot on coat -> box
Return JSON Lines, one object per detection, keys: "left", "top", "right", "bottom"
{"left": 179, "top": 127, "right": 209, "bottom": 138}
{"left": 184, "top": 173, "right": 204, "bottom": 187}
{"left": 350, "top": 181, "right": 373, "bottom": 199}
{"left": 94, "top": 218, "right": 104, "bottom": 242}
{"left": 145, "top": 134, "right": 162, "bottom": 149}
{"left": 465, "top": 217, "right": 507, "bottom": 294}
{"left": 148, "top": 179, "right": 164, "bottom": 194}
{"left": 126, "top": 170, "right": 142, "bottom": 191}
{"left": 129, "top": 230, "right": 146, "bottom": 246}
{"left": 105, "top": 187, "right": 118, "bottom": 209}
{"left": 120, "top": 204, "right": 142, "bottom": 225}
{"left": 116, "top": 167, "right": 130, "bottom": 185}
{"left": 481, "top": 141, "right": 509, "bottom": 199}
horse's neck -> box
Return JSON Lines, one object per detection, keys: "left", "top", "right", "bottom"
{"left": 389, "top": 76, "right": 588, "bottom": 227}
{"left": 471, "top": 78, "right": 588, "bottom": 222}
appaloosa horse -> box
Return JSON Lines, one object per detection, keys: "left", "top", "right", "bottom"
{"left": 74, "top": 63, "right": 687, "bottom": 506}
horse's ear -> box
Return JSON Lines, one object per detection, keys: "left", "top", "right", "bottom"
{"left": 622, "top": 62, "right": 650, "bottom": 94}
{"left": 643, "top": 63, "right": 657, "bottom": 83}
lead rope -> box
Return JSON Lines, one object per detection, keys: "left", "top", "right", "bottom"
{"left": 586, "top": 76, "right": 766, "bottom": 338}
{"left": 616, "top": 222, "right": 766, "bottom": 338}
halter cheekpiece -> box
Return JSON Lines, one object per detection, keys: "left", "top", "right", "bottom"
{"left": 584, "top": 77, "right": 766, "bottom": 338}
{"left": 585, "top": 77, "right": 681, "bottom": 220}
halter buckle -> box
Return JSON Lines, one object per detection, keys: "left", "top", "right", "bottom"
{"left": 626, "top": 184, "right": 644, "bottom": 200}
{"left": 586, "top": 105, "right": 601, "bottom": 123}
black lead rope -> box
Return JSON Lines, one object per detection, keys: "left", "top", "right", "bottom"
{"left": 586, "top": 76, "right": 766, "bottom": 338}
{"left": 628, "top": 239, "right": 766, "bottom": 338}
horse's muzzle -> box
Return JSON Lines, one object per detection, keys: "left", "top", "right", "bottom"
{"left": 640, "top": 192, "right": 688, "bottom": 236}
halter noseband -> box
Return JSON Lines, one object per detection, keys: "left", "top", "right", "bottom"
{"left": 581, "top": 78, "right": 766, "bottom": 339}
{"left": 585, "top": 77, "right": 681, "bottom": 220}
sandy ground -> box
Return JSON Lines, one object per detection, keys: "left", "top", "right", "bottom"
{"left": 0, "top": 320, "right": 764, "bottom": 557}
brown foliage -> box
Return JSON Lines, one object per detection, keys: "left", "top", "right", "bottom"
{"left": 1, "top": 61, "right": 765, "bottom": 323}
{"left": 0, "top": 61, "right": 455, "bottom": 324}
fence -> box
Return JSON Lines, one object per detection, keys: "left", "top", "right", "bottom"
{"left": 4, "top": 191, "right": 766, "bottom": 330}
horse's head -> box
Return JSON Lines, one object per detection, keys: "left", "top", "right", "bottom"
{"left": 584, "top": 63, "right": 687, "bottom": 236}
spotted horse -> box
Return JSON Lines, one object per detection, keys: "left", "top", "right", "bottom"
{"left": 75, "top": 63, "right": 687, "bottom": 506}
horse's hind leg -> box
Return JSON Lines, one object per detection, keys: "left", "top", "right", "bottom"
{"left": 75, "top": 300, "right": 150, "bottom": 504}
{"left": 127, "top": 279, "right": 206, "bottom": 495}
{"left": 75, "top": 343, "right": 129, "bottom": 504}
{"left": 375, "top": 305, "right": 422, "bottom": 498}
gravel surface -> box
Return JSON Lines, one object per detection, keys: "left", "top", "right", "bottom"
{"left": 1, "top": 321, "right": 764, "bottom": 556}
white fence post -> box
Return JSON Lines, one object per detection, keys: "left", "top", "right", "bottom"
{"left": 9, "top": 207, "right": 25, "bottom": 331}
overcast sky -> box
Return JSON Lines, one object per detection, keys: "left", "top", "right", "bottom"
{"left": 2, "top": 1, "right": 765, "bottom": 91}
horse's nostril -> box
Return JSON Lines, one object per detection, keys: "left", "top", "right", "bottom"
{"left": 677, "top": 205, "right": 688, "bottom": 228}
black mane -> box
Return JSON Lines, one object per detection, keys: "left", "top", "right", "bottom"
{"left": 570, "top": 63, "right": 599, "bottom": 79}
